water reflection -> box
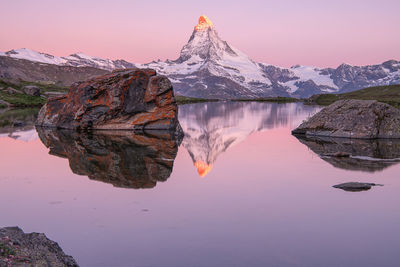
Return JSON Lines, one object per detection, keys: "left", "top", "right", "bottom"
{"left": 0, "top": 108, "right": 39, "bottom": 141}
{"left": 178, "top": 102, "right": 319, "bottom": 176}
{"left": 294, "top": 135, "right": 400, "bottom": 172}
{"left": 36, "top": 128, "right": 182, "bottom": 189}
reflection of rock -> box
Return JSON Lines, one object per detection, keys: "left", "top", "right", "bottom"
{"left": 292, "top": 100, "right": 400, "bottom": 139}
{"left": 36, "top": 69, "right": 181, "bottom": 132}
{"left": 0, "top": 226, "right": 78, "bottom": 267}
{"left": 333, "top": 182, "right": 383, "bottom": 192}
{"left": 0, "top": 108, "right": 39, "bottom": 141}
{"left": 179, "top": 102, "right": 319, "bottom": 176}
{"left": 37, "top": 128, "right": 182, "bottom": 189}
{"left": 295, "top": 135, "right": 400, "bottom": 172}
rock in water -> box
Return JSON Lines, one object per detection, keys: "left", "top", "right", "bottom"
{"left": 0, "top": 226, "right": 78, "bottom": 266}
{"left": 333, "top": 182, "right": 383, "bottom": 192}
{"left": 36, "top": 69, "right": 181, "bottom": 132}
{"left": 292, "top": 99, "right": 400, "bottom": 139}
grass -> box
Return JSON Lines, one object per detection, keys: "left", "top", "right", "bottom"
{"left": 311, "top": 84, "right": 400, "bottom": 108}
{"left": 0, "top": 79, "right": 68, "bottom": 107}
{"left": 0, "top": 242, "right": 16, "bottom": 258}
{"left": 175, "top": 95, "right": 218, "bottom": 105}
{"left": 234, "top": 96, "right": 300, "bottom": 103}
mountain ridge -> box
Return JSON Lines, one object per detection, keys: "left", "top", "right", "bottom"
{"left": 1, "top": 15, "right": 399, "bottom": 98}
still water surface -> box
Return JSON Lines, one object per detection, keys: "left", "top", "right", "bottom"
{"left": 1, "top": 102, "right": 400, "bottom": 267}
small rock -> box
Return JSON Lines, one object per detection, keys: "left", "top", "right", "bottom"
{"left": 333, "top": 182, "right": 383, "bottom": 192}
{"left": 6, "top": 87, "right": 21, "bottom": 94}
{"left": 22, "top": 85, "right": 41, "bottom": 96}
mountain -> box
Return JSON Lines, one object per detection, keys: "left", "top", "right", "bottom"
{"left": 0, "top": 55, "right": 108, "bottom": 86}
{"left": 1, "top": 15, "right": 399, "bottom": 98}
{"left": 0, "top": 48, "right": 135, "bottom": 71}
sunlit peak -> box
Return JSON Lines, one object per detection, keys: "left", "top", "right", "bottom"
{"left": 195, "top": 15, "right": 214, "bottom": 31}
{"left": 194, "top": 161, "right": 213, "bottom": 177}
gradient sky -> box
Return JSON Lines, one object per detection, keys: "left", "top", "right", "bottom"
{"left": 0, "top": 0, "right": 399, "bottom": 67}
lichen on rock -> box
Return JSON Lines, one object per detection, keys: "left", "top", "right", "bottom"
{"left": 292, "top": 99, "right": 400, "bottom": 139}
{"left": 35, "top": 68, "right": 182, "bottom": 133}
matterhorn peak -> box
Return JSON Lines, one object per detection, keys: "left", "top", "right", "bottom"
{"left": 195, "top": 15, "right": 214, "bottom": 31}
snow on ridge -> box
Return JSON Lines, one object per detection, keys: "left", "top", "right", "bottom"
{"left": 282, "top": 65, "right": 338, "bottom": 93}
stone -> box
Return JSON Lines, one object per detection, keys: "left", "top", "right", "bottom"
{"left": 6, "top": 87, "right": 21, "bottom": 94}
{"left": 36, "top": 128, "right": 182, "bottom": 189}
{"left": 292, "top": 99, "right": 400, "bottom": 139}
{"left": 0, "top": 226, "right": 78, "bottom": 266}
{"left": 22, "top": 85, "right": 41, "bottom": 96}
{"left": 333, "top": 182, "right": 383, "bottom": 192}
{"left": 36, "top": 68, "right": 182, "bottom": 133}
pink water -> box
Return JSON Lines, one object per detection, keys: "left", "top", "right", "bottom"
{"left": 0, "top": 102, "right": 399, "bottom": 267}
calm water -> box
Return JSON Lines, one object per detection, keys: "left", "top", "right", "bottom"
{"left": 1, "top": 102, "right": 400, "bottom": 267}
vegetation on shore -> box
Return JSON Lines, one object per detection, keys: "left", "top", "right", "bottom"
{"left": 175, "top": 95, "right": 219, "bottom": 105}
{"left": 309, "top": 84, "right": 400, "bottom": 108}
{"left": 0, "top": 79, "right": 68, "bottom": 108}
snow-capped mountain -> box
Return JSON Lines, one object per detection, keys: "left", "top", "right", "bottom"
{"left": 1, "top": 48, "right": 135, "bottom": 71}
{"left": 178, "top": 101, "right": 320, "bottom": 177}
{"left": 1, "top": 15, "right": 399, "bottom": 98}
{"left": 139, "top": 15, "right": 400, "bottom": 98}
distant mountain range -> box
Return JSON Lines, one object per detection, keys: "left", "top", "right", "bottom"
{"left": 1, "top": 15, "right": 399, "bottom": 98}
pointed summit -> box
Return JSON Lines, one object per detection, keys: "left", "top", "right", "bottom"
{"left": 195, "top": 15, "right": 214, "bottom": 31}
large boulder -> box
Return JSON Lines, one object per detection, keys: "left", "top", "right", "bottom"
{"left": 36, "top": 68, "right": 181, "bottom": 132}
{"left": 292, "top": 99, "right": 400, "bottom": 139}
{"left": 22, "top": 85, "right": 41, "bottom": 96}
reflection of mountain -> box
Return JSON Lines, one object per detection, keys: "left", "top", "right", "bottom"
{"left": 37, "top": 128, "right": 182, "bottom": 189}
{"left": 294, "top": 135, "right": 400, "bottom": 172}
{"left": 179, "top": 102, "right": 319, "bottom": 176}
{"left": 0, "top": 108, "right": 39, "bottom": 141}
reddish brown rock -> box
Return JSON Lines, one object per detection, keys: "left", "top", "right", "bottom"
{"left": 36, "top": 68, "right": 181, "bottom": 132}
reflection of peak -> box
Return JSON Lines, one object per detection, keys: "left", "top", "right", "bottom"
{"left": 195, "top": 15, "right": 214, "bottom": 31}
{"left": 179, "top": 102, "right": 319, "bottom": 177}
{"left": 194, "top": 161, "right": 213, "bottom": 177}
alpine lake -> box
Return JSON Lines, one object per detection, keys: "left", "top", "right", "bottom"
{"left": 1, "top": 101, "right": 400, "bottom": 267}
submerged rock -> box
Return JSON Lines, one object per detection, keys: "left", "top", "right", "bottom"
{"left": 37, "top": 128, "right": 182, "bottom": 189}
{"left": 0, "top": 226, "right": 78, "bottom": 266}
{"left": 292, "top": 99, "right": 400, "bottom": 139}
{"left": 333, "top": 182, "right": 383, "bottom": 192}
{"left": 294, "top": 135, "right": 400, "bottom": 172}
{"left": 36, "top": 68, "right": 181, "bottom": 133}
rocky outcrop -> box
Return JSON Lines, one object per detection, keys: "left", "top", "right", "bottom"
{"left": 36, "top": 68, "right": 182, "bottom": 132}
{"left": 0, "top": 226, "right": 78, "bottom": 266}
{"left": 37, "top": 128, "right": 182, "bottom": 189}
{"left": 292, "top": 99, "right": 400, "bottom": 139}
{"left": 294, "top": 135, "right": 400, "bottom": 172}
{"left": 22, "top": 85, "right": 40, "bottom": 96}
{"left": 333, "top": 182, "right": 383, "bottom": 192}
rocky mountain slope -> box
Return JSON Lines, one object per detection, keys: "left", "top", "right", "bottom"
{"left": 1, "top": 15, "right": 399, "bottom": 98}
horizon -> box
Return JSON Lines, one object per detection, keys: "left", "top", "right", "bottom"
{"left": 0, "top": 0, "right": 399, "bottom": 68}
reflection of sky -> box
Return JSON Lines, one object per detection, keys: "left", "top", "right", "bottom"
{"left": 0, "top": 103, "right": 400, "bottom": 267}
{"left": 179, "top": 102, "right": 320, "bottom": 176}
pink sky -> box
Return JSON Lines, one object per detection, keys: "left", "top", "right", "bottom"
{"left": 0, "top": 0, "right": 399, "bottom": 67}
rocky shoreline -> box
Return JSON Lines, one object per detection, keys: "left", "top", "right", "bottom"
{"left": 0, "top": 227, "right": 78, "bottom": 267}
